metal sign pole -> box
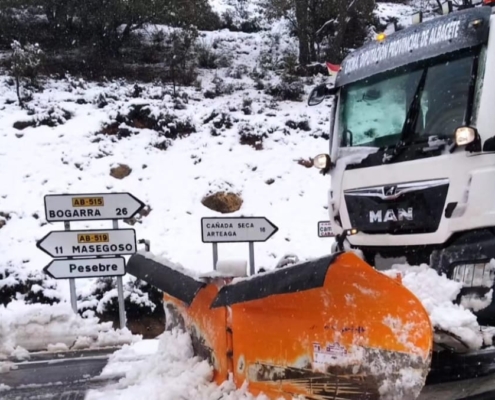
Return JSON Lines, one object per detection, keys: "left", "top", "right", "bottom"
{"left": 248, "top": 242, "right": 255, "bottom": 275}
{"left": 65, "top": 221, "right": 77, "bottom": 314}
{"left": 212, "top": 243, "right": 218, "bottom": 270}
{"left": 114, "top": 219, "right": 126, "bottom": 330}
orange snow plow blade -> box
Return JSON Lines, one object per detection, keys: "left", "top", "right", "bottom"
{"left": 129, "top": 251, "right": 433, "bottom": 399}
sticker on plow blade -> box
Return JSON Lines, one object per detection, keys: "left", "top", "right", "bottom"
{"left": 36, "top": 229, "right": 137, "bottom": 258}
{"left": 44, "top": 192, "right": 145, "bottom": 222}
{"left": 318, "top": 220, "right": 334, "bottom": 237}
{"left": 160, "top": 251, "right": 433, "bottom": 400}
{"left": 201, "top": 217, "right": 278, "bottom": 243}
{"left": 43, "top": 257, "right": 126, "bottom": 279}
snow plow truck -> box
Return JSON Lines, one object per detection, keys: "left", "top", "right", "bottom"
{"left": 125, "top": 1, "right": 495, "bottom": 399}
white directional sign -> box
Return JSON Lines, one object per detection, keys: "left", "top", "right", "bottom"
{"left": 201, "top": 217, "right": 278, "bottom": 243}
{"left": 36, "top": 229, "right": 137, "bottom": 258}
{"left": 318, "top": 221, "right": 335, "bottom": 238}
{"left": 43, "top": 257, "right": 126, "bottom": 279}
{"left": 44, "top": 192, "right": 145, "bottom": 222}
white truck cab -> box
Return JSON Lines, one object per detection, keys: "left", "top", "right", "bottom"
{"left": 309, "top": 2, "right": 495, "bottom": 325}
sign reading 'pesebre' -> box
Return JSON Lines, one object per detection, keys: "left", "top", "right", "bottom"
{"left": 43, "top": 257, "right": 126, "bottom": 279}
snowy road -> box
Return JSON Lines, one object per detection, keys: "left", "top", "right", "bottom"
{"left": 0, "top": 378, "right": 119, "bottom": 400}
{"left": 0, "top": 348, "right": 122, "bottom": 400}
{"left": 2, "top": 339, "right": 495, "bottom": 400}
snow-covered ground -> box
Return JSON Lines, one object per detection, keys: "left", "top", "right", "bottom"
{"left": 86, "top": 330, "right": 267, "bottom": 400}
{"left": 1, "top": 0, "right": 492, "bottom": 398}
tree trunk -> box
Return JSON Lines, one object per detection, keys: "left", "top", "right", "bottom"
{"left": 15, "top": 74, "right": 24, "bottom": 109}
{"left": 295, "top": 0, "right": 310, "bottom": 65}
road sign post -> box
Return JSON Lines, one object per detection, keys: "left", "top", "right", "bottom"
{"left": 37, "top": 192, "right": 144, "bottom": 330}
{"left": 114, "top": 219, "right": 126, "bottom": 330}
{"left": 65, "top": 221, "right": 77, "bottom": 314}
{"left": 201, "top": 216, "right": 278, "bottom": 274}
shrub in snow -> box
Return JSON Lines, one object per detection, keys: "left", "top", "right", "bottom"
{"left": 195, "top": 39, "right": 231, "bottom": 69}
{"left": 27, "top": 104, "right": 73, "bottom": 127}
{"left": 265, "top": 80, "right": 305, "bottom": 102}
{"left": 285, "top": 118, "right": 310, "bottom": 132}
{"left": 9, "top": 40, "right": 44, "bottom": 108}
{"left": 226, "top": 64, "right": 249, "bottom": 80}
{"left": 100, "top": 104, "right": 196, "bottom": 141}
{"left": 0, "top": 212, "right": 10, "bottom": 229}
{"left": 173, "top": 98, "right": 187, "bottom": 110}
{"left": 242, "top": 98, "right": 253, "bottom": 115}
{"left": 238, "top": 122, "right": 269, "bottom": 150}
{"left": 311, "top": 128, "right": 330, "bottom": 140}
{"left": 78, "top": 277, "right": 165, "bottom": 339}
{"left": 204, "top": 75, "right": 235, "bottom": 99}
{"left": 153, "top": 139, "right": 173, "bottom": 151}
{"left": 165, "top": 27, "right": 199, "bottom": 95}
{"left": 0, "top": 265, "right": 60, "bottom": 306}
{"left": 203, "top": 111, "right": 234, "bottom": 131}
{"left": 161, "top": 113, "right": 196, "bottom": 140}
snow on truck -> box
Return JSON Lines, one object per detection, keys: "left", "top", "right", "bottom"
{"left": 310, "top": 1, "right": 495, "bottom": 336}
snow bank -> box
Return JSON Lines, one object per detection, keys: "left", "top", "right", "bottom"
{"left": 86, "top": 329, "right": 271, "bottom": 400}
{"left": 0, "top": 301, "right": 140, "bottom": 359}
{"left": 383, "top": 264, "right": 484, "bottom": 351}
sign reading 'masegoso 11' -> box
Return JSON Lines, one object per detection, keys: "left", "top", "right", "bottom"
{"left": 36, "top": 229, "right": 137, "bottom": 258}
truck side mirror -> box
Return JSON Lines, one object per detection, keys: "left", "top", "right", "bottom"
{"left": 308, "top": 84, "right": 338, "bottom": 106}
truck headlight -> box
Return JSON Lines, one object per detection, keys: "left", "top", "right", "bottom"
{"left": 455, "top": 127, "right": 477, "bottom": 146}
{"left": 454, "top": 126, "right": 481, "bottom": 152}
{"left": 313, "top": 154, "right": 331, "bottom": 170}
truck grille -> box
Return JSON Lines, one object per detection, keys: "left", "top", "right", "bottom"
{"left": 344, "top": 178, "right": 449, "bottom": 234}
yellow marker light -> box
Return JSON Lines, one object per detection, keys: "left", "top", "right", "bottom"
{"left": 376, "top": 33, "right": 386, "bottom": 42}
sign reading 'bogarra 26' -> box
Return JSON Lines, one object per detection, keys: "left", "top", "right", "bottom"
{"left": 336, "top": 6, "right": 491, "bottom": 87}
{"left": 201, "top": 217, "right": 278, "bottom": 243}
{"left": 36, "top": 229, "right": 137, "bottom": 258}
{"left": 44, "top": 193, "right": 145, "bottom": 222}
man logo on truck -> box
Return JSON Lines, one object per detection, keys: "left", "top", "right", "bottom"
{"left": 384, "top": 186, "right": 397, "bottom": 196}
{"left": 369, "top": 208, "right": 413, "bottom": 223}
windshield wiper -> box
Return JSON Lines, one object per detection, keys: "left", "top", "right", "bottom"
{"left": 384, "top": 69, "right": 429, "bottom": 164}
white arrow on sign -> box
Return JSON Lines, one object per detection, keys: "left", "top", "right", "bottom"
{"left": 201, "top": 217, "right": 278, "bottom": 243}
{"left": 44, "top": 192, "right": 145, "bottom": 222}
{"left": 36, "top": 229, "right": 137, "bottom": 258}
{"left": 43, "top": 257, "right": 126, "bottom": 279}
{"left": 318, "top": 221, "right": 335, "bottom": 238}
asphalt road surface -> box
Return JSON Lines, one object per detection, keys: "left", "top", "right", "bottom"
{"left": 0, "top": 348, "right": 121, "bottom": 400}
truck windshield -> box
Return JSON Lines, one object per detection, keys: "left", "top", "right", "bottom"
{"left": 338, "top": 50, "right": 477, "bottom": 148}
